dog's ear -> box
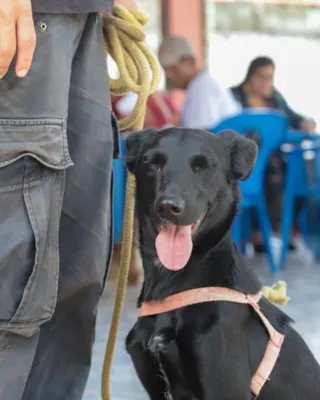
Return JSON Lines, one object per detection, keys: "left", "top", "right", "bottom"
{"left": 219, "top": 129, "right": 258, "bottom": 181}
{"left": 125, "top": 128, "right": 157, "bottom": 174}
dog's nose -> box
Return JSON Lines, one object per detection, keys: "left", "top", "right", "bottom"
{"left": 156, "top": 197, "right": 185, "bottom": 219}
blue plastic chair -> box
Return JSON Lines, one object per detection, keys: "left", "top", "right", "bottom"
{"left": 284, "top": 130, "right": 318, "bottom": 144}
{"left": 113, "top": 137, "right": 127, "bottom": 243}
{"left": 210, "top": 110, "right": 289, "bottom": 272}
{"left": 281, "top": 140, "right": 320, "bottom": 267}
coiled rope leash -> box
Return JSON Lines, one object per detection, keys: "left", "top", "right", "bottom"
{"left": 101, "top": 6, "right": 161, "bottom": 400}
{"left": 100, "top": 6, "right": 289, "bottom": 399}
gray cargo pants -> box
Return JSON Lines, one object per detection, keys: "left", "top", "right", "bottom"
{"left": 0, "top": 13, "right": 117, "bottom": 400}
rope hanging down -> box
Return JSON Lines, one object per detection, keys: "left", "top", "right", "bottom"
{"left": 101, "top": 6, "right": 161, "bottom": 400}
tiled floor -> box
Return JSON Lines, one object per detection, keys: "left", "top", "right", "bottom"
{"left": 83, "top": 250, "right": 320, "bottom": 400}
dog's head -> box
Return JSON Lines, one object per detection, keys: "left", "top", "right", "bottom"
{"left": 126, "top": 127, "right": 257, "bottom": 271}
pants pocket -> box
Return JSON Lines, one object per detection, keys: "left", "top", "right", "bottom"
{"left": 0, "top": 120, "right": 71, "bottom": 337}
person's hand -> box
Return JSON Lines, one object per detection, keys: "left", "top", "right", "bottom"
{"left": 0, "top": 0, "right": 36, "bottom": 79}
{"left": 300, "top": 119, "right": 316, "bottom": 133}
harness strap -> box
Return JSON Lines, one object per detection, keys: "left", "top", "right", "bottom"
{"left": 139, "top": 287, "right": 285, "bottom": 397}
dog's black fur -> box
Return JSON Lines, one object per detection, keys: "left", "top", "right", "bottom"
{"left": 125, "top": 127, "right": 320, "bottom": 400}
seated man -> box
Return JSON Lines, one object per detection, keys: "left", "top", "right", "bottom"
{"left": 158, "top": 36, "right": 240, "bottom": 129}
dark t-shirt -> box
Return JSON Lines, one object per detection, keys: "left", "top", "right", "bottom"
{"left": 231, "top": 85, "right": 304, "bottom": 130}
{"left": 31, "top": 0, "right": 114, "bottom": 13}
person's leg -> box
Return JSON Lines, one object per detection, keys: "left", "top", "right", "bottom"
{"left": 22, "top": 14, "right": 116, "bottom": 400}
{"left": 0, "top": 14, "right": 88, "bottom": 400}
{"left": 250, "top": 159, "right": 280, "bottom": 253}
{"left": 265, "top": 157, "right": 297, "bottom": 251}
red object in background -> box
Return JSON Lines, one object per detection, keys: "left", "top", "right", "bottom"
{"left": 111, "top": 91, "right": 179, "bottom": 131}
{"left": 144, "top": 91, "right": 178, "bottom": 129}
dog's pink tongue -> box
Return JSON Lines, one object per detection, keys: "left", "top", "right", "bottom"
{"left": 155, "top": 225, "right": 193, "bottom": 270}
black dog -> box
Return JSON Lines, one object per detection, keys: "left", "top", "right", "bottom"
{"left": 125, "top": 127, "right": 320, "bottom": 400}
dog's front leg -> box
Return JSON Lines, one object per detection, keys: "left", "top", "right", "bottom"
{"left": 177, "top": 325, "right": 253, "bottom": 400}
{"left": 126, "top": 323, "right": 170, "bottom": 400}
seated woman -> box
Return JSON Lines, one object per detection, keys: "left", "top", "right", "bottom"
{"left": 231, "top": 56, "right": 316, "bottom": 252}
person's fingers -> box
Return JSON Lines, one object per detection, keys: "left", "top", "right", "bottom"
{"left": 0, "top": 12, "right": 17, "bottom": 78}
{"left": 15, "top": 9, "right": 36, "bottom": 78}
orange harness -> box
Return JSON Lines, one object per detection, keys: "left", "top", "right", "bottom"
{"left": 139, "top": 287, "right": 285, "bottom": 398}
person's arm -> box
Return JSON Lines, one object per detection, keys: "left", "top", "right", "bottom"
{"left": 0, "top": 0, "right": 36, "bottom": 79}
{"left": 219, "top": 87, "right": 241, "bottom": 118}
{"left": 180, "top": 78, "right": 239, "bottom": 129}
{"left": 180, "top": 90, "right": 219, "bottom": 129}
{"left": 275, "top": 90, "right": 316, "bottom": 132}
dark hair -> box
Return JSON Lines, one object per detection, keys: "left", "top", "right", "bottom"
{"left": 231, "top": 56, "right": 277, "bottom": 108}
{"left": 243, "top": 56, "right": 275, "bottom": 84}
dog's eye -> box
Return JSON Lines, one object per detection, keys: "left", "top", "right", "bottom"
{"left": 190, "top": 155, "right": 208, "bottom": 173}
{"left": 149, "top": 162, "right": 162, "bottom": 172}
{"left": 148, "top": 153, "right": 166, "bottom": 172}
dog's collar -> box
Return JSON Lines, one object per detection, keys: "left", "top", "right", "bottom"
{"left": 139, "top": 287, "right": 262, "bottom": 316}
{"left": 139, "top": 287, "right": 284, "bottom": 398}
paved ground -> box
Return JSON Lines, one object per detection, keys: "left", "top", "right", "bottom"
{"left": 83, "top": 249, "right": 320, "bottom": 399}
